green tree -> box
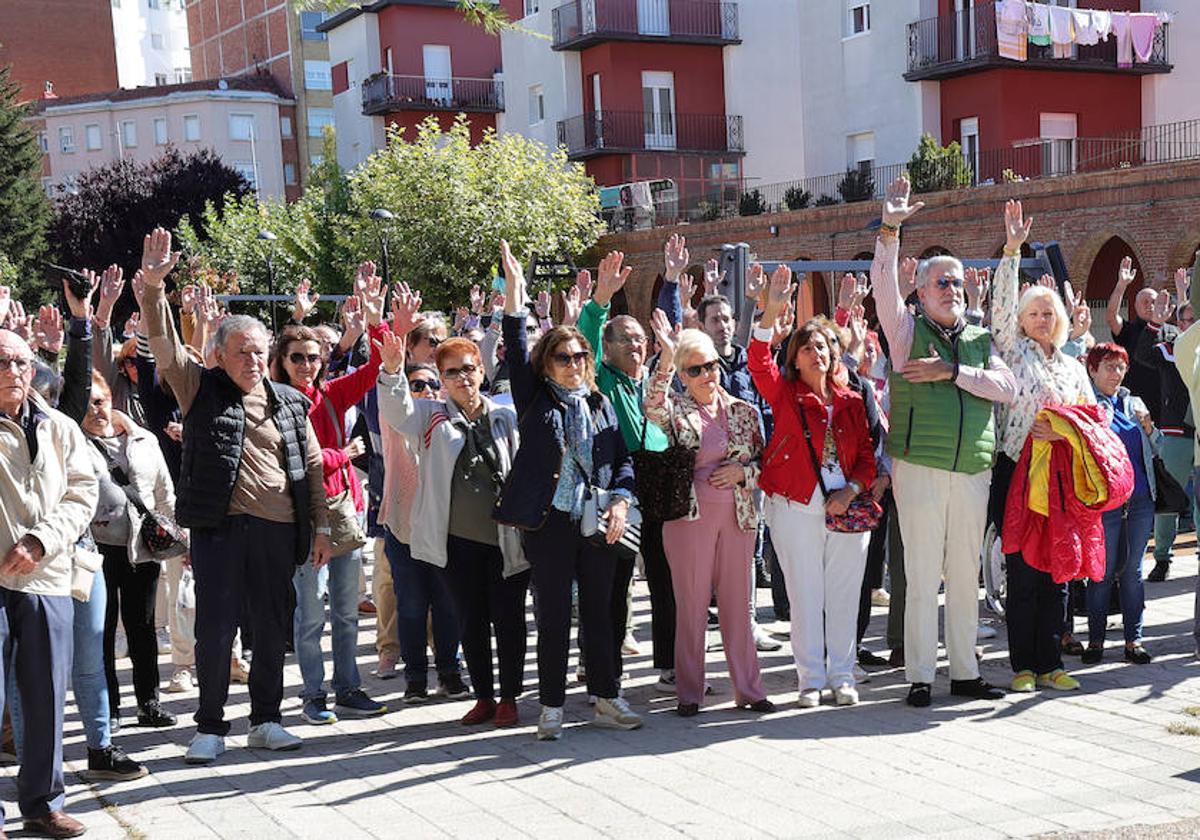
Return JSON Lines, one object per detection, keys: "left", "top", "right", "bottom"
{"left": 0, "top": 64, "right": 52, "bottom": 298}
{"left": 907, "top": 133, "right": 973, "bottom": 194}
{"left": 298, "top": 1, "right": 512, "bottom": 34}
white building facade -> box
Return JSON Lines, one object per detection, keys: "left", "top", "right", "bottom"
{"left": 111, "top": 0, "right": 193, "bottom": 89}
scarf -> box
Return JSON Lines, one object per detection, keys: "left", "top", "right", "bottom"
{"left": 548, "top": 380, "right": 595, "bottom": 520}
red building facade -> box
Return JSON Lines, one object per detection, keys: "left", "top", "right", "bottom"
{"left": 0, "top": 0, "right": 119, "bottom": 102}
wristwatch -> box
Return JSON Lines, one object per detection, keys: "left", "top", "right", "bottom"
{"left": 847, "top": 480, "right": 863, "bottom": 495}
{"left": 315, "top": 527, "right": 332, "bottom": 536}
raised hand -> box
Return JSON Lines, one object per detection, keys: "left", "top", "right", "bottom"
{"left": 453, "top": 307, "right": 469, "bottom": 333}
{"left": 574, "top": 267, "right": 593, "bottom": 304}
{"left": 341, "top": 294, "right": 365, "bottom": 337}
{"left": 130, "top": 270, "right": 147, "bottom": 310}
{"left": 292, "top": 279, "right": 319, "bottom": 323}
{"left": 746, "top": 262, "right": 766, "bottom": 303}
{"left": 1004, "top": 199, "right": 1033, "bottom": 252}
{"left": 490, "top": 291, "right": 505, "bottom": 312}
{"left": 1149, "top": 289, "right": 1175, "bottom": 325}
{"left": 500, "top": 240, "right": 527, "bottom": 314}
{"left": 703, "top": 257, "right": 726, "bottom": 296}
{"left": 762, "top": 264, "right": 795, "bottom": 325}
{"left": 837, "top": 273, "right": 857, "bottom": 311}
{"left": 0, "top": 285, "right": 10, "bottom": 326}
{"left": 649, "top": 308, "right": 677, "bottom": 365}
{"left": 677, "top": 271, "right": 697, "bottom": 311}
{"left": 1116, "top": 256, "right": 1136, "bottom": 289}
{"left": 179, "top": 284, "right": 197, "bottom": 315}
{"left": 34, "top": 305, "right": 64, "bottom": 355}
{"left": 353, "top": 261, "right": 377, "bottom": 298}
{"left": 6, "top": 301, "right": 30, "bottom": 341}
{"left": 663, "top": 233, "right": 689, "bottom": 281}
{"left": 899, "top": 256, "right": 919, "bottom": 296}
{"left": 535, "top": 288, "right": 551, "bottom": 321}
{"left": 964, "top": 266, "right": 990, "bottom": 311}
{"left": 594, "top": 250, "right": 632, "bottom": 306}
{"left": 95, "top": 264, "right": 125, "bottom": 325}
{"left": 1175, "top": 266, "right": 1190, "bottom": 304}
{"left": 771, "top": 299, "right": 796, "bottom": 349}
{"left": 123, "top": 311, "right": 141, "bottom": 340}
{"left": 561, "top": 281, "right": 583, "bottom": 327}
{"left": 1037, "top": 273, "right": 1055, "bottom": 290}
{"left": 358, "top": 269, "right": 386, "bottom": 327}
{"left": 140, "top": 227, "right": 180, "bottom": 288}
{"left": 882, "top": 175, "right": 925, "bottom": 228}
{"left": 374, "top": 328, "right": 406, "bottom": 376}
{"left": 195, "top": 283, "right": 224, "bottom": 331}
{"left": 63, "top": 271, "right": 99, "bottom": 320}
{"left": 469, "top": 284, "right": 486, "bottom": 315}
{"left": 847, "top": 304, "right": 867, "bottom": 353}
{"left": 1070, "top": 303, "right": 1092, "bottom": 340}
{"left": 390, "top": 281, "right": 425, "bottom": 337}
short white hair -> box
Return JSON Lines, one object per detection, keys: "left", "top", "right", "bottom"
{"left": 917, "top": 255, "right": 963, "bottom": 288}
{"left": 673, "top": 328, "right": 717, "bottom": 371}
{"left": 1017, "top": 285, "right": 1070, "bottom": 348}
{"left": 214, "top": 314, "right": 268, "bottom": 350}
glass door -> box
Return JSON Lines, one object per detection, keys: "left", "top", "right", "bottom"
{"left": 642, "top": 71, "right": 675, "bottom": 150}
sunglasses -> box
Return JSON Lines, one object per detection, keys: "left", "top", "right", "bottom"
{"left": 552, "top": 351, "right": 590, "bottom": 368}
{"left": 425, "top": 336, "right": 442, "bottom": 348}
{"left": 288, "top": 352, "right": 321, "bottom": 365}
{"left": 441, "top": 363, "right": 477, "bottom": 380}
{"left": 935, "top": 276, "right": 964, "bottom": 290}
{"left": 683, "top": 359, "right": 720, "bottom": 378}
{"left": 410, "top": 379, "right": 441, "bottom": 393}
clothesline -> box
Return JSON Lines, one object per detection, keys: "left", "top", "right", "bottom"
{"left": 995, "top": 1, "right": 1171, "bottom": 68}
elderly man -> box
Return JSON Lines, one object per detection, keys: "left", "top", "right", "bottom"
{"left": 138, "top": 228, "right": 332, "bottom": 764}
{"left": 0, "top": 328, "right": 98, "bottom": 838}
{"left": 871, "top": 177, "right": 1017, "bottom": 708}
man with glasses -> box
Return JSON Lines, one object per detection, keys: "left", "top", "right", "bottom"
{"left": 871, "top": 177, "right": 1016, "bottom": 708}
{"left": 0, "top": 328, "right": 99, "bottom": 838}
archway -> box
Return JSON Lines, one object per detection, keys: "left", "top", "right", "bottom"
{"left": 794, "top": 256, "right": 830, "bottom": 322}
{"left": 1086, "top": 236, "right": 1145, "bottom": 308}
{"left": 919, "top": 245, "right": 954, "bottom": 259}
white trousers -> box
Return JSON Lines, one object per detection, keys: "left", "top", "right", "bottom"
{"left": 891, "top": 459, "right": 990, "bottom": 684}
{"left": 766, "top": 493, "right": 869, "bottom": 690}
{"left": 164, "top": 554, "right": 196, "bottom": 667}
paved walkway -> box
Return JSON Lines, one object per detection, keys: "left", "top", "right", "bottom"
{"left": 8, "top": 544, "right": 1200, "bottom": 839}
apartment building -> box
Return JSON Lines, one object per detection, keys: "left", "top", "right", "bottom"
{"left": 0, "top": 0, "right": 120, "bottom": 102}
{"left": 112, "top": 0, "right": 194, "bottom": 89}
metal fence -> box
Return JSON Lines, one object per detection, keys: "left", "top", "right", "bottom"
{"left": 556, "top": 110, "right": 743, "bottom": 157}
{"left": 361, "top": 74, "right": 505, "bottom": 115}
{"left": 551, "top": 0, "right": 738, "bottom": 47}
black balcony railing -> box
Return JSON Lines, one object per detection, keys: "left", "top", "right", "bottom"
{"left": 361, "top": 74, "right": 505, "bottom": 116}
{"left": 556, "top": 110, "right": 743, "bottom": 158}
{"left": 551, "top": 0, "right": 739, "bottom": 49}
{"left": 905, "top": 3, "right": 1170, "bottom": 80}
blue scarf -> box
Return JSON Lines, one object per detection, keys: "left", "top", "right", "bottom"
{"left": 548, "top": 381, "right": 595, "bottom": 520}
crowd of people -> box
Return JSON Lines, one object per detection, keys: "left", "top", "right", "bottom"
{"left": 1, "top": 176, "right": 1199, "bottom": 836}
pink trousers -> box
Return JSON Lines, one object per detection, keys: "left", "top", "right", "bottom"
{"left": 663, "top": 499, "right": 766, "bottom": 707}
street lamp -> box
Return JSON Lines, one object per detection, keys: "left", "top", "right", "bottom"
{"left": 257, "top": 229, "right": 278, "bottom": 332}
{"left": 369, "top": 208, "right": 394, "bottom": 286}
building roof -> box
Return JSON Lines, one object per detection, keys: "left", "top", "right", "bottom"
{"left": 318, "top": 0, "right": 492, "bottom": 33}
{"left": 29, "top": 75, "right": 291, "bottom": 114}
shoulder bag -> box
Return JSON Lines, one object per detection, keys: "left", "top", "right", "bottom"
{"left": 631, "top": 410, "right": 696, "bottom": 523}
{"left": 91, "top": 439, "right": 189, "bottom": 562}
{"left": 575, "top": 455, "right": 643, "bottom": 561}
{"left": 321, "top": 397, "right": 367, "bottom": 559}
{"left": 789, "top": 394, "right": 882, "bottom": 534}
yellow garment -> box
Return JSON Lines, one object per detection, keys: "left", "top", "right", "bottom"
{"left": 1027, "top": 409, "right": 1109, "bottom": 516}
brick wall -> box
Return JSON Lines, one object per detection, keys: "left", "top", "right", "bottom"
{"left": 0, "top": 0, "right": 118, "bottom": 101}
{"left": 596, "top": 161, "right": 1200, "bottom": 324}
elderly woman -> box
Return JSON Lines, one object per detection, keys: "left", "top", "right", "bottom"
{"left": 644, "top": 313, "right": 773, "bottom": 717}
{"left": 749, "top": 268, "right": 876, "bottom": 708}
{"left": 493, "top": 241, "right": 642, "bottom": 741}
{"left": 269, "top": 275, "right": 391, "bottom": 725}
{"left": 376, "top": 285, "right": 529, "bottom": 727}
{"left": 1084, "top": 343, "right": 1157, "bottom": 665}
{"left": 991, "top": 199, "right": 1096, "bottom": 693}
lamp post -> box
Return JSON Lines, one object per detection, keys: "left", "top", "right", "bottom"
{"left": 257, "top": 229, "right": 278, "bottom": 332}
{"left": 369, "top": 208, "right": 394, "bottom": 286}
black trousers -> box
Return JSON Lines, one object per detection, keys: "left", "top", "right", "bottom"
{"left": 856, "top": 491, "right": 892, "bottom": 646}
{"left": 639, "top": 519, "right": 675, "bottom": 670}
{"left": 991, "top": 455, "right": 1066, "bottom": 675}
{"left": 523, "top": 510, "right": 618, "bottom": 707}
{"left": 444, "top": 536, "right": 530, "bottom": 701}
{"left": 191, "top": 515, "right": 297, "bottom": 736}
{"left": 99, "top": 543, "right": 161, "bottom": 713}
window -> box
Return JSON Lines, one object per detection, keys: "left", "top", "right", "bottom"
{"left": 174, "top": 67, "right": 192, "bottom": 83}
{"left": 304, "top": 60, "right": 332, "bottom": 91}
{"left": 1040, "top": 112, "right": 1077, "bottom": 176}
{"left": 151, "top": 32, "right": 164, "bottom": 49}
{"left": 229, "top": 113, "right": 256, "bottom": 141}
{"left": 183, "top": 113, "right": 200, "bottom": 141}
{"left": 641, "top": 71, "right": 675, "bottom": 150}
{"left": 120, "top": 120, "right": 138, "bottom": 148}
{"left": 960, "top": 116, "right": 980, "bottom": 182}
{"left": 280, "top": 115, "right": 293, "bottom": 138}
{"left": 154, "top": 73, "right": 168, "bottom": 86}
{"left": 111, "top": 0, "right": 121, "bottom": 7}
{"left": 528, "top": 84, "right": 545, "bottom": 126}
{"left": 847, "top": 131, "right": 875, "bottom": 171}
{"left": 154, "top": 118, "right": 168, "bottom": 145}
{"left": 300, "top": 11, "right": 328, "bottom": 40}
{"left": 284, "top": 163, "right": 297, "bottom": 185}
{"left": 59, "top": 126, "right": 75, "bottom": 153}
{"left": 523, "top": 0, "right": 539, "bottom": 14}
{"left": 38, "top": 132, "right": 49, "bottom": 154}
{"left": 310, "top": 154, "right": 324, "bottom": 166}
{"left": 307, "top": 108, "right": 333, "bottom": 138}
{"left": 849, "top": 3, "right": 870, "bottom": 35}
{"left": 85, "top": 124, "right": 102, "bottom": 151}
{"left": 233, "top": 161, "right": 258, "bottom": 190}
{"left": 148, "top": 0, "right": 163, "bottom": 8}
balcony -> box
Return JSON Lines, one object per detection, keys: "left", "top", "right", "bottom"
{"left": 552, "top": 0, "right": 739, "bottom": 50}
{"left": 905, "top": 3, "right": 1170, "bottom": 81}
{"left": 361, "top": 74, "right": 504, "bottom": 116}
{"left": 556, "top": 110, "right": 743, "bottom": 160}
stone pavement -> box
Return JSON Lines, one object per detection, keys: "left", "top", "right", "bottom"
{"left": 7, "top": 546, "right": 1200, "bottom": 840}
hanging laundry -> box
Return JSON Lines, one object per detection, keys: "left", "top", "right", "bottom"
{"left": 1129, "top": 12, "right": 1160, "bottom": 63}
{"left": 997, "top": 0, "right": 1029, "bottom": 61}
{"left": 1048, "top": 4, "right": 1075, "bottom": 58}
{"left": 1110, "top": 11, "right": 1133, "bottom": 68}
{"left": 1070, "top": 8, "right": 1101, "bottom": 46}
{"left": 1027, "top": 2, "right": 1052, "bottom": 47}
{"left": 1089, "top": 9, "right": 1112, "bottom": 41}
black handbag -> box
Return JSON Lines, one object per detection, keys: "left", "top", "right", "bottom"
{"left": 91, "top": 439, "right": 189, "bottom": 562}
{"left": 631, "top": 415, "right": 695, "bottom": 522}
{"left": 1153, "top": 455, "right": 1189, "bottom": 515}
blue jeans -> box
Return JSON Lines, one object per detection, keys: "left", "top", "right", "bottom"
{"left": 383, "top": 531, "right": 461, "bottom": 686}
{"left": 293, "top": 547, "right": 363, "bottom": 702}
{"left": 1090, "top": 493, "right": 1154, "bottom": 645}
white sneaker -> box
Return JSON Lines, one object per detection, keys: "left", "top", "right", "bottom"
{"left": 156, "top": 627, "right": 172, "bottom": 655}
{"left": 114, "top": 628, "right": 129, "bottom": 660}
{"left": 184, "top": 733, "right": 226, "bottom": 764}
{"left": 754, "top": 626, "right": 782, "bottom": 652}
{"left": 798, "top": 690, "right": 821, "bottom": 708}
{"left": 166, "top": 667, "right": 194, "bottom": 694}
{"left": 870, "top": 589, "right": 891, "bottom": 607}
{"left": 537, "top": 706, "right": 563, "bottom": 741}
{"left": 853, "top": 664, "right": 871, "bottom": 684}
{"left": 977, "top": 624, "right": 998, "bottom": 640}
{"left": 373, "top": 657, "right": 399, "bottom": 680}
{"left": 593, "top": 696, "right": 643, "bottom": 730}
{"left": 247, "top": 722, "right": 302, "bottom": 751}
{"left": 833, "top": 683, "right": 859, "bottom": 706}
{"left": 230, "top": 657, "right": 250, "bottom": 684}
{"left": 655, "top": 669, "right": 676, "bottom": 694}
{"left": 621, "top": 634, "right": 641, "bottom": 656}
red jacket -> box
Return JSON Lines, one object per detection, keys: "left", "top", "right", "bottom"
{"left": 1002, "top": 403, "right": 1134, "bottom": 583}
{"left": 748, "top": 337, "right": 875, "bottom": 505}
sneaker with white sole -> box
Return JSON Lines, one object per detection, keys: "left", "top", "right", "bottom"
{"left": 753, "top": 627, "right": 782, "bottom": 652}
{"left": 655, "top": 669, "right": 676, "bottom": 693}
{"left": 833, "top": 683, "right": 859, "bottom": 706}
{"left": 537, "top": 705, "right": 563, "bottom": 741}
{"left": 593, "top": 696, "right": 643, "bottom": 730}
{"left": 335, "top": 689, "right": 387, "bottom": 717}
{"left": 230, "top": 657, "right": 250, "bottom": 684}
{"left": 977, "top": 624, "right": 997, "bottom": 640}
{"left": 798, "top": 689, "right": 821, "bottom": 709}
{"left": 184, "top": 733, "right": 226, "bottom": 764}
{"left": 166, "top": 667, "right": 194, "bottom": 694}
{"left": 621, "top": 634, "right": 641, "bottom": 656}
{"left": 301, "top": 697, "right": 338, "bottom": 725}
{"left": 373, "top": 657, "right": 399, "bottom": 680}
{"left": 247, "top": 722, "right": 302, "bottom": 751}
{"left": 852, "top": 664, "right": 871, "bottom": 684}
{"left": 156, "top": 627, "right": 172, "bottom": 655}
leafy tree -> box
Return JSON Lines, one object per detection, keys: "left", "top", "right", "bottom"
{"left": 738, "top": 189, "right": 766, "bottom": 217}
{"left": 0, "top": 64, "right": 52, "bottom": 298}
{"left": 298, "top": 1, "right": 512, "bottom": 34}
{"left": 784, "top": 185, "right": 811, "bottom": 210}
{"left": 837, "top": 166, "right": 875, "bottom": 203}
{"left": 907, "top": 132, "right": 973, "bottom": 194}
{"left": 814, "top": 194, "right": 839, "bottom": 207}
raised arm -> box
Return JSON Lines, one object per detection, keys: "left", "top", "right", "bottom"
{"left": 325, "top": 268, "right": 388, "bottom": 412}
{"left": 1106, "top": 257, "right": 1137, "bottom": 338}
{"left": 582, "top": 250, "right": 633, "bottom": 362}
{"left": 990, "top": 199, "right": 1033, "bottom": 356}
{"left": 499, "top": 240, "right": 537, "bottom": 413}
{"left": 871, "top": 176, "right": 924, "bottom": 363}
{"left": 643, "top": 309, "right": 678, "bottom": 430}
{"left": 747, "top": 265, "right": 796, "bottom": 409}
{"left": 58, "top": 275, "right": 98, "bottom": 423}
{"left": 374, "top": 326, "right": 434, "bottom": 440}
{"left": 138, "top": 228, "right": 201, "bottom": 413}
{"left": 659, "top": 234, "right": 687, "bottom": 328}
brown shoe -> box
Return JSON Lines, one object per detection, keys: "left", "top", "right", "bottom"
{"left": 23, "top": 810, "right": 86, "bottom": 838}
{"left": 888, "top": 646, "right": 905, "bottom": 667}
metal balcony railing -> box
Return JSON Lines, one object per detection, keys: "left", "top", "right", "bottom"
{"left": 361, "top": 74, "right": 505, "bottom": 116}
{"left": 556, "top": 110, "right": 743, "bottom": 158}
{"left": 551, "top": 0, "right": 739, "bottom": 49}
{"left": 905, "top": 2, "right": 1170, "bottom": 81}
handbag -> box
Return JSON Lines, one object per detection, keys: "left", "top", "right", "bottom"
{"left": 1153, "top": 455, "right": 1189, "bottom": 515}
{"left": 91, "top": 439, "right": 189, "bottom": 562}
{"left": 71, "top": 544, "right": 104, "bottom": 602}
{"left": 631, "top": 413, "right": 695, "bottom": 522}
{"left": 321, "top": 398, "right": 367, "bottom": 559}
{"left": 574, "top": 452, "right": 643, "bottom": 561}
{"left": 790, "top": 394, "right": 882, "bottom": 534}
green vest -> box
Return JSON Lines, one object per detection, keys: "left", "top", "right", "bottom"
{"left": 887, "top": 316, "right": 996, "bottom": 474}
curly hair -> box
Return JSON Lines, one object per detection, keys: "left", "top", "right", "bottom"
{"left": 530, "top": 326, "right": 596, "bottom": 391}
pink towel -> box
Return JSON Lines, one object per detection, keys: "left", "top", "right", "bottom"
{"left": 1111, "top": 11, "right": 1132, "bottom": 69}
{"left": 1130, "top": 12, "right": 1159, "bottom": 63}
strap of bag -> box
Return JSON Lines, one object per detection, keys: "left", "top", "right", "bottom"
{"left": 90, "top": 438, "right": 154, "bottom": 519}
{"left": 320, "top": 392, "right": 354, "bottom": 488}
{"left": 787, "top": 393, "right": 830, "bottom": 498}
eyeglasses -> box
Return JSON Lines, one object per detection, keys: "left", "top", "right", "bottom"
{"left": 935, "top": 275, "right": 964, "bottom": 290}
{"left": 552, "top": 351, "right": 590, "bottom": 368}
{"left": 425, "top": 336, "right": 443, "bottom": 348}
{"left": 409, "top": 379, "right": 441, "bottom": 394}
{"left": 683, "top": 359, "right": 720, "bottom": 378}
{"left": 614, "top": 334, "right": 647, "bottom": 346}
{"left": 441, "top": 363, "right": 477, "bottom": 380}
{"left": 90, "top": 397, "right": 108, "bottom": 407}
{"left": 0, "top": 357, "right": 31, "bottom": 374}
{"left": 288, "top": 352, "right": 321, "bottom": 365}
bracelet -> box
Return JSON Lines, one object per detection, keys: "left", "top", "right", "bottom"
{"left": 1003, "top": 246, "right": 1021, "bottom": 257}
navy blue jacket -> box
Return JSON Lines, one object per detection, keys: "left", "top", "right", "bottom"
{"left": 493, "top": 311, "right": 635, "bottom": 531}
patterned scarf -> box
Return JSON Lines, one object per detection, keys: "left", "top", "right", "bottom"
{"left": 548, "top": 380, "right": 595, "bottom": 520}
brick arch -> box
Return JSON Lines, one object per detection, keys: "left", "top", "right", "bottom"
{"left": 919, "top": 245, "right": 954, "bottom": 258}
{"left": 1070, "top": 229, "right": 1149, "bottom": 300}
{"left": 793, "top": 254, "right": 831, "bottom": 321}
{"left": 1082, "top": 234, "right": 1149, "bottom": 308}
{"left": 1167, "top": 230, "right": 1200, "bottom": 276}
